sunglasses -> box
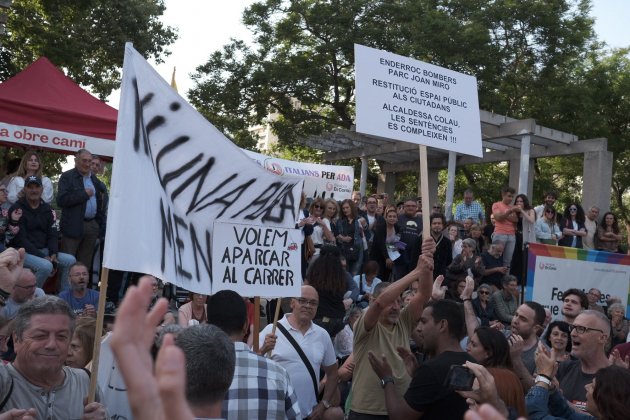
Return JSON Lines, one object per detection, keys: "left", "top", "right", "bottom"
{"left": 312, "top": 204, "right": 322, "bottom": 209}
{"left": 478, "top": 290, "right": 490, "bottom": 295}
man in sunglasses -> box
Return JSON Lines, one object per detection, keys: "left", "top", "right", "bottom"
{"left": 556, "top": 310, "right": 611, "bottom": 412}
{"left": 259, "top": 285, "right": 343, "bottom": 420}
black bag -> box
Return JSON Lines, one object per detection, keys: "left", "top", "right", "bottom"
{"left": 339, "top": 219, "right": 360, "bottom": 262}
{"left": 341, "top": 242, "right": 359, "bottom": 261}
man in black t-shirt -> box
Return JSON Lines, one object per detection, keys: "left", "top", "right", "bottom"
{"left": 556, "top": 310, "right": 610, "bottom": 412}
{"left": 368, "top": 299, "right": 474, "bottom": 419}
{"left": 395, "top": 198, "right": 423, "bottom": 280}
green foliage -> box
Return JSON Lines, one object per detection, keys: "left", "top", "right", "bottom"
{"left": 0, "top": 0, "right": 177, "bottom": 99}
{"left": 189, "top": 0, "right": 630, "bottom": 241}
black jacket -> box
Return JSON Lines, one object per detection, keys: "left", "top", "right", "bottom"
{"left": 9, "top": 199, "right": 59, "bottom": 257}
{"left": 57, "top": 168, "right": 106, "bottom": 239}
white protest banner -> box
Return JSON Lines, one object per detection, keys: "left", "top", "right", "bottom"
{"left": 0, "top": 122, "right": 115, "bottom": 157}
{"left": 525, "top": 243, "right": 630, "bottom": 317}
{"left": 103, "top": 44, "right": 303, "bottom": 295}
{"left": 212, "top": 222, "right": 302, "bottom": 297}
{"left": 354, "top": 44, "right": 482, "bottom": 157}
{"left": 96, "top": 332, "right": 132, "bottom": 420}
{"left": 242, "top": 149, "right": 354, "bottom": 200}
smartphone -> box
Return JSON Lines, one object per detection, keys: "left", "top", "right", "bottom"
{"left": 445, "top": 365, "right": 475, "bottom": 391}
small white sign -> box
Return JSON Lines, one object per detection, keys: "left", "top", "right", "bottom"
{"left": 212, "top": 222, "right": 302, "bottom": 298}
{"left": 355, "top": 44, "right": 482, "bottom": 157}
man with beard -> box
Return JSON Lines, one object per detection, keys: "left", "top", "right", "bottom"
{"left": 556, "top": 310, "right": 610, "bottom": 412}
{"left": 347, "top": 238, "right": 434, "bottom": 419}
{"left": 59, "top": 262, "right": 99, "bottom": 317}
{"left": 508, "top": 302, "right": 545, "bottom": 390}
{"left": 394, "top": 198, "right": 423, "bottom": 280}
{"left": 9, "top": 175, "right": 76, "bottom": 290}
{"left": 428, "top": 213, "right": 451, "bottom": 278}
{"left": 534, "top": 190, "right": 558, "bottom": 220}
{"left": 368, "top": 299, "right": 474, "bottom": 419}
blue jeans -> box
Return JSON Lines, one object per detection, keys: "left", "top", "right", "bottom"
{"left": 24, "top": 248, "right": 76, "bottom": 291}
{"left": 491, "top": 233, "right": 516, "bottom": 268}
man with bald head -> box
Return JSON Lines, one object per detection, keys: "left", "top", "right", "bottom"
{"left": 556, "top": 310, "right": 611, "bottom": 411}
{"left": 260, "top": 285, "right": 343, "bottom": 419}
{"left": 0, "top": 267, "right": 44, "bottom": 320}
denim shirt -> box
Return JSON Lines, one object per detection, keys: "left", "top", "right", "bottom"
{"left": 526, "top": 385, "right": 593, "bottom": 420}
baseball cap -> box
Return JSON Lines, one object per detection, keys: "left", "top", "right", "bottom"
{"left": 25, "top": 175, "right": 42, "bottom": 186}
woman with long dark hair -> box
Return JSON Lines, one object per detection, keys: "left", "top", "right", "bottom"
{"left": 596, "top": 212, "right": 623, "bottom": 253}
{"left": 336, "top": 199, "right": 364, "bottom": 276}
{"left": 511, "top": 194, "right": 536, "bottom": 278}
{"left": 306, "top": 247, "right": 348, "bottom": 338}
{"left": 558, "top": 203, "right": 587, "bottom": 248}
{"left": 370, "top": 206, "right": 402, "bottom": 280}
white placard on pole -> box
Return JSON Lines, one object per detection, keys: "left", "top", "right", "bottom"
{"left": 355, "top": 44, "right": 482, "bottom": 157}
{"left": 212, "top": 221, "right": 302, "bottom": 298}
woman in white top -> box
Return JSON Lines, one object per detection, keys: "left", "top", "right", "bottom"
{"left": 308, "top": 197, "right": 335, "bottom": 260}
{"left": 7, "top": 151, "right": 54, "bottom": 204}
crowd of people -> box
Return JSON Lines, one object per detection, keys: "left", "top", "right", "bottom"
{"left": 0, "top": 148, "right": 629, "bottom": 420}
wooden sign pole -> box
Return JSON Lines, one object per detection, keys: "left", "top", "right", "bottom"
{"left": 266, "top": 298, "right": 283, "bottom": 357}
{"left": 419, "top": 145, "right": 431, "bottom": 240}
{"left": 253, "top": 296, "right": 261, "bottom": 353}
{"left": 88, "top": 266, "right": 109, "bottom": 403}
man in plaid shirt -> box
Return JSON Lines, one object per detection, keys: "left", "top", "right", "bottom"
{"left": 207, "top": 290, "right": 302, "bottom": 420}
{"left": 454, "top": 189, "right": 485, "bottom": 226}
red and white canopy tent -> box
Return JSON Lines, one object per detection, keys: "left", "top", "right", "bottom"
{"left": 0, "top": 57, "right": 117, "bottom": 157}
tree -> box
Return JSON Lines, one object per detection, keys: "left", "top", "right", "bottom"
{"left": 0, "top": 0, "right": 176, "bottom": 99}
{"left": 189, "top": 0, "right": 627, "bottom": 219}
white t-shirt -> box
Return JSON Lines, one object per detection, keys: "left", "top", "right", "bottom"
{"left": 259, "top": 314, "right": 337, "bottom": 416}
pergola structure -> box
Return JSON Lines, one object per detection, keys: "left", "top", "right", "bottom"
{"left": 302, "top": 110, "right": 612, "bottom": 216}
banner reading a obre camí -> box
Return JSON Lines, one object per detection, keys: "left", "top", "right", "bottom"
{"left": 103, "top": 44, "right": 303, "bottom": 297}
{"left": 526, "top": 243, "right": 630, "bottom": 317}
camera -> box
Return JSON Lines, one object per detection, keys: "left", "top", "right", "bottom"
{"left": 444, "top": 365, "right": 475, "bottom": 391}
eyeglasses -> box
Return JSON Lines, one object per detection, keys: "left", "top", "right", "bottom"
{"left": 296, "top": 298, "right": 318, "bottom": 307}
{"left": 478, "top": 290, "right": 490, "bottom": 295}
{"left": 312, "top": 205, "right": 322, "bottom": 209}
{"left": 568, "top": 324, "right": 604, "bottom": 335}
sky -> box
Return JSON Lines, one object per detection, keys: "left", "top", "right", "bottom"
{"left": 105, "top": 0, "right": 630, "bottom": 107}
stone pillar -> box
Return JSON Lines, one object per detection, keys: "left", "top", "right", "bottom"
{"left": 509, "top": 158, "right": 534, "bottom": 199}
{"left": 583, "top": 151, "right": 613, "bottom": 214}
{"left": 428, "top": 168, "right": 440, "bottom": 212}
{"left": 444, "top": 151, "right": 457, "bottom": 220}
{"left": 359, "top": 156, "right": 368, "bottom": 197}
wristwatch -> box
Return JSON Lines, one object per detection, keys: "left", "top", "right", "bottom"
{"left": 380, "top": 376, "right": 395, "bottom": 388}
{"left": 321, "top": 399, "right": 331, "bottom": 409}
